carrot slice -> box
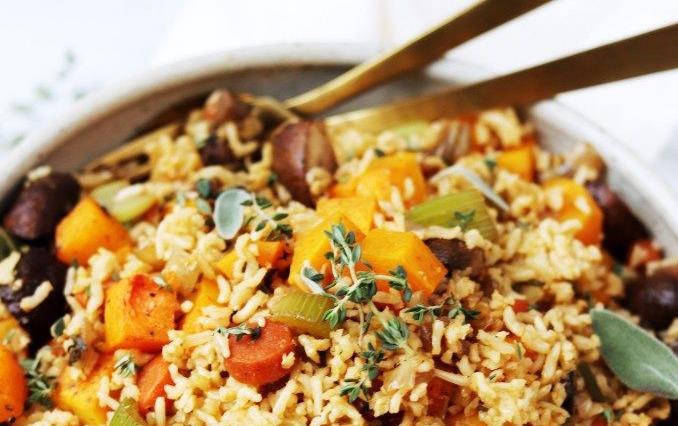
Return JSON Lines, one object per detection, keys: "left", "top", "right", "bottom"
{"left": 0, "top": 346, "right": 27, "bottom": 422}
{"left": 138, "top": 355, "right": 173, "bottom": 415}
{"left": 223, "top": 321, "right": 295, "bottom": 386}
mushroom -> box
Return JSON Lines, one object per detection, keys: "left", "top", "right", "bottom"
{"left": 271, "top": 121, "right": 337, "bottom": 207}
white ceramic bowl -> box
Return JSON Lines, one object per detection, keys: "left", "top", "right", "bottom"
{"left": 2, "top": 43, "right": 677, "bottom": 253}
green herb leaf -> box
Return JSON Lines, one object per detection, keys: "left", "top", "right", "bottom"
{"left": 215, "top": 324, "right": 262, "bottom": 341}
{"left": 21, "top": 358, "right": 54, "bottom": 408}
{"left": 52, "top": 317, "right": 66, "bottom": 337}
{"left": 591, "top": 309, "right": 678, "bottom": 399}
{"left": 114, "top": 354, "right": 137, "bottom": 377}
{"left": 196, "top": 178, "right": 213, "bottom": 198}
{"left": 577, "top": 362, "right": 609, "bottom": 403}
{"left": 213, "top": 188, "right": 251, "bottom": 240}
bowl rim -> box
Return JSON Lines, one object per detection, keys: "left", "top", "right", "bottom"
{"left": 2, "top": 42, "right": 677, "bottom": 246}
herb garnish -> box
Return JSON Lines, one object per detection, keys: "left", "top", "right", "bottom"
{"left": 51, "top": 316, "right": 66, "bottom": 337}
{"left": 241, "top": 195, "right": 292, "bottom": 241}
{"left": 404, "top": 297, "right": 479, "bottom": 324}
{"left": 484, "top": 157, "right": 497, "bottom": 172}
{"left": 114, "top": 354, "right": 137, "bottom": 377}
{"left": 21, "top": 358, "right": 54, "bottom": 408}
{"left": 215, "top": 323, "right": 262, "bottom": 341}
{"left": 453, "top": 210, "right": 476, "bottom": 231}
{"left": 318, "top": 223, "right": 417, "bottom": 401}
{"left": 196, "top": 178, "right": 213, "bottom": 198}
{"left": 591, "top": 309, "right": 678, "bottom": 399}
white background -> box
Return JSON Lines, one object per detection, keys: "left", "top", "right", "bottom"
{"left": 0, "top": 0, "right": 676, "bottom": 191}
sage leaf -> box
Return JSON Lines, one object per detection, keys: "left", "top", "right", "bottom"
{"left": 213, "top": 188, "right": 251, "bottom": 240}
{"left": 591, "top": 308, "right": 678, "bottom": 399}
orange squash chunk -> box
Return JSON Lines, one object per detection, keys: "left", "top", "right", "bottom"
{"left": 54, "top": 354, "right": 114, "bottom": 425}
{"left": 56, "top": 196, "right": 131, "bottom": 265}
{"left": 0, "top": 346, "right": 27, "bottom": 423}
{"left": 316, "top": 196, "right": 376, "bottom": 234}
{"left": 288, "top": 214, "right": 364, "bottom": 291}
{"left": 497, "top": 144, "right": 535, "bottom": 181}
{"left": 361, "top": 229, "right": 446, "bottom": 297}
{"left": 181, "top": 278, "right": 220, "bottom": 333}
{"left": 104, "top": 274, "right": 178, "bottom": 352}
{"left": 356, "top": 152, "right": 427, "bottom": 206}
{"left": 544, "top": 177, "right": 603, "bottom": 245}
{"left": 215, "top": 240, "right": 286, "bottom": 280}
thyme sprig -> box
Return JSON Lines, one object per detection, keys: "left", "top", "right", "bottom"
{"left": 241, "top": 195, "right": 292, "bottom": 241}
{"left": 114, "top": 353, "right": 137, "bottom": 377}
{"left": 21, "top": 358, "right": 54, "bottom": 408}
{"left": 318, "top": 222, "right": 419, "bottom": 402}
{"left": 405, "top": 297, "right": 480, "bottom": 324}
{"left": 215, "top": 323, "right": 262, "bottom": 341}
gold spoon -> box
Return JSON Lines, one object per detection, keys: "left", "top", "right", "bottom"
{"left": 323, "top": 22, "right": 678, "bottom": 136}
{"left": 84, "top": 0, "right": 548, "bottom": 176}
{"left": 285, "top": 0, "right": 550, "bottom": 114}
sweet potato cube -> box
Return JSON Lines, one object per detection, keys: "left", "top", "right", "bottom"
{"left": 215, "top": 241, "right": 286, "bottom": 280}
{"left": 104, "top": 274, "right": 178, "bottom": 352}
{"left": 54, "top": 354, "right": 115, "bottom": 426}
{"left": 361, "top": 229, "right": 447, "bottom": 297}
{"left": 498, "top": 145, "right": 535, "bottom": 181}
{"left": 543, "top": 177, "right": 603, "bottom": 245}
{"left": 355, "top": 168, "right": 394, "bottom": 203}
{"left": 288, "top": 214, "right": 364, "bottom": 291}
{"left": 364, "top": 152, "right": 427, "bottom": 206}
{"left": 181, "top": 278, "right": 220, "bottom": 333}
{"left": 316, "top": 196, "right": 376, "bottom": 234}
{"left": 56, "top": 196, "right": 131, "bottom": 265}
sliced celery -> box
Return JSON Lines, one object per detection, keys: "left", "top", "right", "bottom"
{"left": 271, "top": 291, "right": 334, "bottom": 338}
{"left": 110, "top": 398, "right": 147, "bottom": 426}
{"left": 406, "top": 189, "right": 498, "bottom": 242}
{"left": 109, "top": 192, "right": 156, "bottom": 223}
{"left": 91, "top": 180, "right": 155, "bottom": 223}
{"left": 91, "top": 180, "right": 129, "bottom": 210}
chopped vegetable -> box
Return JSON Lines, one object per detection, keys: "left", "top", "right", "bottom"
{"left": 358, "top": 152, "right": 428, "bottom": 206}
{"left": 181, "top": 278, "right": 220, "bottom": 333}
{"left": 104, "top": 274, "right": 178, "bottom": 352}
{"left": 317, "top": 196, "right": 376, "bottom": 234}
{"left": 137, "top": 356, "right": 172, "bottom": 415}
{"left": 0, "top": 346, "right": 27, "bottom": 422}
{"left": 432, "top": 164, "right": 509, "bottom": 212}
{"left": 110, "top": 398, "right": 148, "bottom": 426}
{"left": 213, "top": 188, "right": 251, "bottom": 240}
{"left": 361, "top": 229, "right": 447, "bottom": 297}
{"left": 406, "top": 189, "right": 498, "bottom": 241}
{"left": 0, "top": 227, "right": 16, "bottom": 261}
{"left": 55, "top": 196, "right": 131, "bottom": 265}
{"left": 288, "top": 214, "right": 364, "bottom": 291}
{"left": 591, "top": 308, "right": 678, "bottom": 399}
{"left": 223, "top": 321, "right": 295, "bottom": 386}
{"left": 271, "top": 291, "right": 334, "bottom": 337}
{"left": 90, "top": 180, "right": 128, "bottom": 209}
{"left": 426, "top": 376, "right": 454, "bottom": 418}
{"left": 108, "top": 190, "right": 156, "bottom": 223}
{"left": 512, "top": 299, "right": 530, "bottom": 313}
{"left": 497, "top": 144, "right": 535, "bottom": 181}
{"left": 54, "top": 355, "right": 114, "bottom": 425}
{"left": 544, "top": 178, "right": 603, "bottom": 245}
{"left": 215, "top": 240, "right": 286, "bottom": 280}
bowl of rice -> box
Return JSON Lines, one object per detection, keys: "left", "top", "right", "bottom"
{"left": 0, "top": 43, "right": 677, "bottom": 426}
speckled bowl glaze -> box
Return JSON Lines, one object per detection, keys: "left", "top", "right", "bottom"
{"left": 1, "top": 43, "right": 676, "bottom": 253}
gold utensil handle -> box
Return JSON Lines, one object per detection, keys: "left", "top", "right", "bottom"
{"left": 284, "top": 0, "right": 550, "bottom": 115}
{"left": 326, "top": 23, "right": 678, "bottom": 135}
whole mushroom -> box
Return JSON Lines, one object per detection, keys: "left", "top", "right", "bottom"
{"left": 271, "top": 121, "right": 337, "bottom": 207}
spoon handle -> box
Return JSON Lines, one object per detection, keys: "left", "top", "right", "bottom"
{"left": 284, "top": 0, "right": 550, "bottom": 115}
{"left": 326, "top": 22, "right": 678, "bottom": 135}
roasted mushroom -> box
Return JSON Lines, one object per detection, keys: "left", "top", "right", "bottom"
{"left": 3, "top": 172, "right": 80, "bottom": 241}
{"left": 586, "top": 180, "right": 648, "bottom": 260}
{"left": 625, "top": 266, "right": 678, "bottom": 330}
{"left": 0, "top": 247, "right": 68, "bottom": 349}
{"left": 424, "top": 238, "right": 484, "bottom": 277}
{"left": 203, "top": 89, "right": 251, "bottom": 127}
{"left": 199, "top": 134, "right": 235, "bottom": 166}
{"left": 271, "top": 121, "right": 337, "bottom": 207}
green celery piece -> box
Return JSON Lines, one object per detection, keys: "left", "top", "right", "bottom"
{"left": 109, "top": 398, "right": 147, "bottom": 426}
{"left": 406, "top": 189, "right": 498, "bottom": 241}
{"left": 271, "top": 291, "right": 334, "bottom": 338}
{"left": 90, "top": 180, "right": 129, "bottom": 210}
